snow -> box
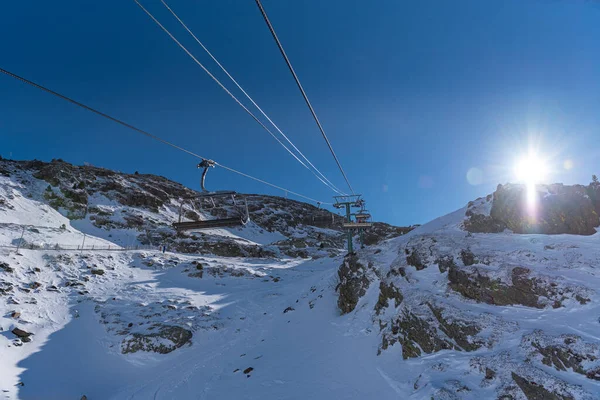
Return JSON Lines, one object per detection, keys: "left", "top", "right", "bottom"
{"left": 2, "top": 166, "right": 600, "bottom": 399}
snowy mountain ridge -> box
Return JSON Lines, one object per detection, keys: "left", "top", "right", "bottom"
{"left": 0, "top": 158, "right": 599, "bottom": 399}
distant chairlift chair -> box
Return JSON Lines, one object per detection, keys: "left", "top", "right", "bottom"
{"left": 172, "top": 160, "right": 249, "bottom": 231}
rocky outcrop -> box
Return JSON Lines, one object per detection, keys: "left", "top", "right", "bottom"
{"left": 374, "top": 281, "right": 403, "bottom": 315}
{"left": 361, "top": 223, "right": 414, "bottom": 246}
{"left": 382, "top": 308, "right": 456, "bottom": 359}
{"left": 121, "top": 325, "right": 192, "bottom": 354}
{"left": 511, "top": 372, "right": 572, "bottom": 400}
{"left": 522, "top": 331, "right": 600, "bottom": 381}
{"left": 448, "top": 265, "right": 588, "bottom": 309}
{"left": 337, "top": 255, "right": 371, "bottom": 314}
{"left": 465, "top": 183, "right": 600, "bottom": 235}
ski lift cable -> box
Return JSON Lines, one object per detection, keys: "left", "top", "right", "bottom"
{"left": 0, "top": 66, "right": 331, "bottom": 205}
{"left": 254, "top": 0, "right": 355, "bottom": 195}
{"left": 160, "top": 0, "right": 347, "bottom": 197}
{"left": 134, "top": 0, "right": 343, "bottom": 197}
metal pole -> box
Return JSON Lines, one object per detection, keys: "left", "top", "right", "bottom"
{"left": 345, "top": 203, "right": 353, "bottom": 254}
{"left": 80, "top": 233, "right": 86, "bottom": 254}
{"left": 16, "top": 226, "right": 25, "bottom": 254}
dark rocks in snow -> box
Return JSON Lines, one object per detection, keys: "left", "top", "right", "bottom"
{"left": 10, "top": 311, "right": 20, "bottom": 319}
{"left": 459, "top": 249, "right": 477, "bottom": 266}
{"left": 243, "top": 367, "right": 254, "bottom": 374}
{"left": 30, "top": 282, "right": 42, "bottom": 290}
{"left": 283, "top": 307, "right": 295, "bottom": 313}
{"left": 121, "top": 325, "right": 192, "bottom": 354}
{"left": 337, "top": 255, "right": 371, "bottom": 315}
{"left": 484, "top": 368, "right": 495, "bottom": 380}
{"left": 435, "top": 255, "right": 457, "bottom": 273}
{"left": 387, "top": 309, "right": 455, "bottom": 359}
{"left": 374, "top": 281, "right": 403, "bottom": 315}
{"left": 465, "top": 183, "right": 600, "bottom": 235}
{"left": 12, "top": 327, "right": 32, "bottom": 339}
{"left": 523, "top": 331, "right": 600, "bottom": 381}
{"left": 0, "top": 262, "right": 14, "bottom": 273}
{"left": 448, "top": 265, "right": 580, "bottom": 309}
{"left": 0, "top": 281, "right": 14, "bottom": 295}
{"left": 428, "top": 304, "right": 483, "bottom": 352}
{"left": 405, "top": 248, "right": 426, "bottom": 270}
{"left": 361, "top": 223, "right": 414, "bottom": 246}
{"left": 91, "top": 268, "right": 105, "bottom": 275}
{"left": 511, "top": 372, "right": 569, "bottom": 400}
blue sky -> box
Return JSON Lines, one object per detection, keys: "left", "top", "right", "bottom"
{"left": 2, "top": 0, "right": 600, "bottom": 226}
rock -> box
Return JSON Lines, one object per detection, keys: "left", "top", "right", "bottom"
{"left": 0, "top": 262, "right": 14, "bottom": 273}
{"left": 121, "top": 325, "right": 192, "bottom": 354}
{"left": 435, "top": 255, "right": 456, "bottom": 273}
{"left": 382, "top": 308, "right": 455, "bottom": 359}
{"left": 448, "top": 265, "right": 574, "bottom": 309}
{"left": 374, "top": 281, "right": 403, "bottom": 315}
{"left": 10, "top": 311, "right": 20, "bottom": 319}
{"left": 467, "top": 183, "right": 600, "bottom": 235}
{"left": 459, "top": 249, "right": 477, "bottom": 266}
{"left": 511, "top": 372, "right": 570, "bottom": 400}
{"left": 91, "top": 269, "right": 105, "bottom": 275}
{"left": 81, "top": 396, "right": 88, "bottom": 400}
{"left": 283, "top": 307, "right": 295, "bottom": 313}
{"left": 243, "top": 367, "right": 254, "bottom": 374}
{"left": 12, "top": 327, "right": 32, "bottom": 338}
{"left": 523, "top": 331, "right": 600, "bottom": 381}
{"left": 484, "top": 367, "right": 495, "bottom": 380}
{"left": 406, "top": 249, "right": 426, "bottom": 270}
{"left": 337, "top": 255, "right": 371, "bottom": 314}
{"left": 428, "top": 304, "right": 483, "bottom": 351}
{"left": 30, "top": 282, "right": 42, "bottom": 290}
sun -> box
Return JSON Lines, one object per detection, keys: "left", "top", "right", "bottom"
{"left": 514, "top": 153, "right": 549, "bottom": 185}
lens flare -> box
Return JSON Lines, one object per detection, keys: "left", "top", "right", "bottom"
{"left": 514, "top": 154, "right": 549, "bottom": 185}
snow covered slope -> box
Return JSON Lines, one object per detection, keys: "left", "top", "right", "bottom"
{"left": 341, "top": 192, "right": 600, "bottom": 399}
{"left": 1, "top": 158, "right": 599, "bottom": 400}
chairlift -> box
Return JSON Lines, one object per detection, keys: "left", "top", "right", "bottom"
{"left": 172, "top": 160, "right": 249, "bottom": 231}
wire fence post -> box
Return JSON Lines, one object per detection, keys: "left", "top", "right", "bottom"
{"left": 80, "top": 233, "right": 86, "bottom": 255}
{"left": 15, "top": 226, "right": 25, "bottom": 254}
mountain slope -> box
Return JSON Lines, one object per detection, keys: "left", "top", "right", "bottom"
{"left": 1, "top": 159, "right": 599, "bottom": 400}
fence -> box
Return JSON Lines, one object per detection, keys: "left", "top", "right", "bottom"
{"left": 0, "top": 223, "right": 160, "bottom": 253}
{"left": 0, "top": 243, "right": 159, "bottom": 252}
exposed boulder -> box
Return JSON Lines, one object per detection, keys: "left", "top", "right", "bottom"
{"left": 91, "top": 268, "right": 105, "bottom": 275}
{"left": 337, "top": 255, "right": 371, "bottom": 314}
{"left": 12, "top": 327, "right": 32, "bottom": 339}
{"left": 0, "top": 262, "right": 14, "bottom": 273}
{"left": 121, "top": 325, "right": 192, "bottom": 354}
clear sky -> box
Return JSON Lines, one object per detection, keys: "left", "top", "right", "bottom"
{"left": 2, "top": 0, "right": 600, "bottom": 226}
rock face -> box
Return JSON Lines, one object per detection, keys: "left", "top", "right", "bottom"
{"left": 511, "top": 372, "right": 570, "bottom": 400}
{"left": 121, "top": 325, "right": 192, "bottom": 354}
{"left": 448, "top": 265, "right": 588, "bottom": 309}
{"left": 337, "top": 255, "right": 371, "bottom": 315}
{"left": 522, "top": 331, "right": 600, "bottom": 381}
{"left": 465, "top": 183, "right": 600, "bottom": 235}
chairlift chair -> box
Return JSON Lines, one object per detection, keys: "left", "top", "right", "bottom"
{"left": 172, "top": 160, "right": 250, "bottom": 231}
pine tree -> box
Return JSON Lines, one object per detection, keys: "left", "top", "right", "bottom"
{"left": 593, "top": 175, "right": 599, "bottom": 186}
